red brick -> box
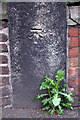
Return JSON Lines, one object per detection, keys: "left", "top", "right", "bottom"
{"left": 2, "top": 87, "right": 11, "bottom": 96}
{"left": 68, "top": 78, "right": 79, "bottom": 86}
{"left": 0, "top": 83, "right": 5, "bottom": 85}
{"left": 74, "top": 87, "right": 79, "bottom": 95}
{"left": 68, "top": 27, "right": 78, "bottom": 37}
{"left": 0, "top": 55, "right": 8, "bottom": 64}
{"left": 69, "top": 48, "right": 79, "bottom": 58}
{"left": 0, "top": 44, "right": 8, "bottom": 52}
{"left": 2, "top": 97, "right": 11, "bottom": 107}
{"left": 69, "top": 37, "right": 80, "bottom": 47}
{"left": 68, "top": 68, "right": 78, "bottom": 77}
{"left": 0, "top": 66, "right": 9, "bottom": 74}
{"left": 69, "top": 58, "right": 78, "bottom": 67}
{"left": 76, "top": 78, "right": 80, "bottom": 86}
{"left": 0, "top": 77, "right": 9, "bottom": 86}
{"left": 0, "top": 33, "right": 8, "bottom": 42}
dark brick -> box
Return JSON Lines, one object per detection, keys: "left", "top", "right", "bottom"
{"left": 0, "top": 77, "right": 9, "bottom": 86}
{"left": 0, "top": 44, "right": 8, "bottom": 52}
{"left": 0, "top": 33, "right": 8, "bottom": 42}
{"left": 0, "top": 55, "right": 8, "bottom": 64}
{"left": 0, "top": 21, "right": 8, "bottom": 29}
{"left": 0, "top": 66, "right": 9, "bottom": 74}
{"left": 2, "top": 97, "right": 11, "bottom": 108}
{"left": 1, "top": 87, "right": 11, "bottom": 96}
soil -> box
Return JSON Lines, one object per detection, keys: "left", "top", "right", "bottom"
{"left": 2, "top": 106, "right": 80, "bottom": 119}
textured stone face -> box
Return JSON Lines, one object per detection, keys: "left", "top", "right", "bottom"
{"left": 8, "top": 2, "right": 67, "bottom": 108}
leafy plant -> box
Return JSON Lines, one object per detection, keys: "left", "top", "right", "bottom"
{"left": 35, "top": 70, "right": 74, "bottom": 115}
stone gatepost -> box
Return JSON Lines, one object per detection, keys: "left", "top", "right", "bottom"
{"left": 8, "top": 2, "right": 67, "bottom": 108}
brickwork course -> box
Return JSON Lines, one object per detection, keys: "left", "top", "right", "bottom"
{"left": 68, "top": 26, "right": 80, "bottom": 106}
{"left": 0, "top": 20, "right": 12, "bottom": 108}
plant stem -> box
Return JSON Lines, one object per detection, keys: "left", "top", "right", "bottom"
{"left": 48, "top": 89, "right": 54, "bottom": 109}
{"left": 48, "top": 89, "right": 51, "bottom": 98}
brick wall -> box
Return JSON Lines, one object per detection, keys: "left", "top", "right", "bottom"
{"left": 68, "top": 26, "right": 80, "bottom": 106}
{"left": 0, "top": 20, "right": 12, "bottom": 108}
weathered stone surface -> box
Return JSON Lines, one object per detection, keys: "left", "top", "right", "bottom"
{"left": 8, "top": 2, "right": 67, "bottom": 108}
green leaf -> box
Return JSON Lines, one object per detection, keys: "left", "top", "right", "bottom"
{"left": 67, "top": 95, "right": 74, "bottom": 102}
{"left": 59, "top": 92, "right": 74, "bottom": 102}
{"left": 68, "top": 92, "right": 73, "bottom": 96}
{"left": 40, "top": 82, "right": 46, "bottom": 90}
{"left": 40, "top": 81, "right": 52, "bottom": 90}
{"left": 42, "top": 106, "right": 50, "bottom": 110}
{"left": 56, "top": 70, "right": 64, "bottom": 81}
{"left": 61, "top": 102, "right": 72, "bottom": 108}
{"left": 35, "top": 94, "right": 48, "bottom": 100}
{"left": 35, "top": 95, "right": 41, "bottom": 100}
{"left": 48, "top": 109, "right": 55, "bottom": 114}
{"left": 44, "top": 76, "right": 55, "bottom": 86}
{"left": 48, "top": 109, "right": 52, "bottom": 114}
{"left": 58, "top": 105, "right": 64, "bottom": 114}
{"left": 51, "top": 89, "right": 57, "bottom": 94}
{"left": 42, "top": 98, "right": 50, "bottom": 105}
{"left": 60, "top": 84, "right": 67, "bottom": 92}
{"left": 40, "top": 82, "right": 47, "bottom": 90}
{"left": 50, "top": 109, "right": 55, "bottom": 114}
{"left": 52, "top": 97, "right": 61, "bottom": 106}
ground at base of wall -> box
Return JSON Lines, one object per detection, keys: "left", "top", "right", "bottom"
{"left": 2, "top": 107, "right": 80, "bottom": 118}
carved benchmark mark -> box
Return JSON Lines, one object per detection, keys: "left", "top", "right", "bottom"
{"left": 30, "top": 28, "right": 42, "bottom": 33}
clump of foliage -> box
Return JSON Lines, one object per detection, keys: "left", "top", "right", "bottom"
{"left": 35, "top": 70, "right": 74, "bottom": 115}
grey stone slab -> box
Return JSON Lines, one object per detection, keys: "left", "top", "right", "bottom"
{"left": 8, "top": 2, "right": 67, "bottom": 108}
